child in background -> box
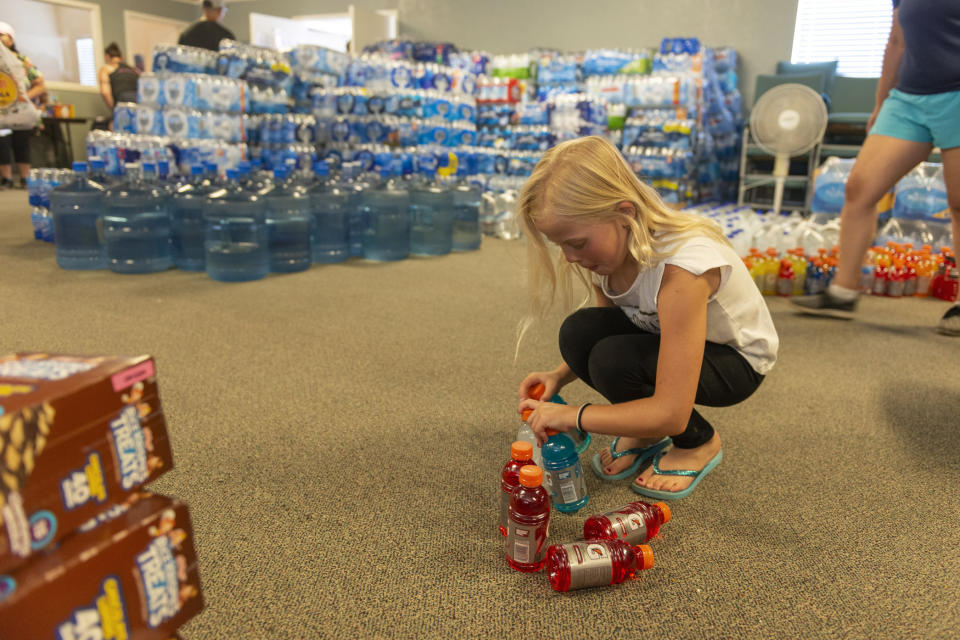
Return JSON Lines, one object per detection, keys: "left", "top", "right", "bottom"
{"left": 515, "top": 136, "right": 778, "bottom": 500}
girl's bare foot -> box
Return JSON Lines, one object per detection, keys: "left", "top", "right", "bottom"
{"left": 634, "top": 433, "right": 722, "bottom": 494}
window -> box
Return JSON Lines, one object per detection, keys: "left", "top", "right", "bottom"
{"left": 791, "top": 0, "right": 893, "bottom": 77}
{"left": 0, "top": 0, "right": 103, "bottom": 90}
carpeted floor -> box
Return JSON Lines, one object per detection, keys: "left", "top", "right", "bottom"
{"left": 2, "top": 189, "right": 959, "bottom": 639}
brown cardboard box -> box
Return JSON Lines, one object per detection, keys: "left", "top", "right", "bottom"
{"left": 0, "top": 353, "right": 174, "bottom": 572}
{"left": 0, "top": 493, "right": 204, "bottom": 639}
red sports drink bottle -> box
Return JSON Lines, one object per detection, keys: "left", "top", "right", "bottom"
{"left": 546, "top": 539, "right": 654, "bottom": 592}
{"left": 582, "top": 500, "right": 671, "bottom": 545}
{"left": 506, "top": 465, "right": 550, "bottom": 572}
{"left": 500, "top": 441, "right": 535, "bottom": 536}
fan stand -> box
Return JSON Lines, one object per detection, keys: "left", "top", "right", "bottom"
{"left": 772, "top": 153, "right": 790, "bottom": 216}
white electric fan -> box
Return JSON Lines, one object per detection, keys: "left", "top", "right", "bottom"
{"left": 749, "top": 84, "right": 828, "bottom": 215}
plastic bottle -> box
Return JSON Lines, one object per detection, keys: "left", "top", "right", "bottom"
{"left": 409, "top": 169, "right": 454, "bottom": 256}
{"left": 264, "top": 167, "right": 313, "bottom": 273}
{"left": 451, "top": 167, "right": 482, "bottom": 251}
{"left": 203, "top": 168, "right": 269, "bottom": 282}
{"left": 50, "top": 161, "right": 107, "bottom": 270}
{"left": 545, "top": 539, "right": 654, "bottom": 592}
{"left": 309, "top": 161, "right": 350, "bottom": 263}
{"left": 102, "top": 163, "right": 172, "bottom": 274}
{"left": 517, "top": 383, "right": 546, "bottom": 467}
{"left": 499, "top": 441, "right": 535, "bottom": 537}
{"left": 362, "top": 164, "right": 410, "bottom": 261}
{"left": 582, "top": 500, "right": 671, "bottom": 545}
{"left": 170, "top": 164, "right": 214, "bottom": 271}
{"left": 343, "top": 163, "right": 368, "bottom": 257}
{"left": 506, "top": 465, "right": 550, "bottom": 572}
{"left": 541, "top": 428, "right": 589, "bottom": 513}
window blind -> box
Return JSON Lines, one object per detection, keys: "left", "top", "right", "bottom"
{"left": 791, "top": 0, "right": 893, "bottom": 77}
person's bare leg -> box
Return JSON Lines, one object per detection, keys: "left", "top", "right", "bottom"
{"left": 833, "top": 135, "right": 933, "bottom": 290}
{"left": 0, "top": 165, "right": 11, "bottom": 180}
{"left": 16, "top": 162, "right": 29, "bottom": 181}
{"left": 936, "top": 146, "right": 960, "bottom": 334}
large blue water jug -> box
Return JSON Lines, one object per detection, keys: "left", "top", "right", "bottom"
{"left": 309, "top": 161, "right": 350, "bottom": 263}
{"left": 451, "top": 168, "right": 482, "bottom": 251}
{"left": 345, "top": 163, "right": 370, "bottom": 257}
{"left": 50, "top": 161, "right": 107, "bottom": 270}
{"left": 264, "top": 168, "right": 312, "bottom": 273}
{"left": 541, "top": 430, "right": 589, "bottom": 513}
{"left": 409, "top": 169, "right": 453, "bottom": 256}
{"left": 171, "top": 164, "right": 215, "bottom": 271}
{"left": 362, "top": 165, "right": 410, "bottom": 261}
{"left": 102, "top": 163, "right": 172, "bottom": 274}
{"left": 203, "top": 168, "right": 269, "bottom": 282}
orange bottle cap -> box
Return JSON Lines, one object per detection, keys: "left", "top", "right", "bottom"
{"left": 654, "top": 501, "right": 671, "bottom": 524}
{"left": 518, "top": 465, "right": 543, "bottom": 487}
{"left": 520, "top": 408, "right": 533, "bottom": 422}
{"left": 545, "top": 428, "right": 559, "bottom": 436}
{"left": 529, "top": 382, "right": 545, "bottom": 400}
{"left": 511, "top": 441, "right": 533, "bottom": 460}
{"left": 634, "top": 544, "right": 655, "bottom": 570}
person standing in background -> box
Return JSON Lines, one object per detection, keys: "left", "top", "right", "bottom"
{"left": 178, "top": 0, "right": 235, "bottom": 52}
{"left": 791, "top": 0, "right": 960, "bottom": 335}
{"left": 0, "top": 22, "right": 44, "bottom": 189}
{"left": 98, "top": 42, "right": 139, "bottom": 109}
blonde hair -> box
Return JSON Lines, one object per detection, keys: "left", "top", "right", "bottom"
{"left": 516, "top": 136, "right": 729, "bottom": 349}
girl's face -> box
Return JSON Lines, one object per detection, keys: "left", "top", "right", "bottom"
{"left": 0, "top": 34, "right": 12, "bottom": 49}
{"left": 534, "top": 208, "right": 632, "bottom": 276}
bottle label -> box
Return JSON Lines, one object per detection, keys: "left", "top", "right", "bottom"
{"left": 563, "top": 542, "right": 614, "bottom": 590}
{"left": 606, "top": 511, "right": 649, "bottom": 545}
{"left": 543, "top": 463, "right": 587, "bottom": 504}
{"left": 506, "top": 522, "right": 547, "bottom": 565}
{"left": 499, "top": 490, "right": 510, "bottom": 532}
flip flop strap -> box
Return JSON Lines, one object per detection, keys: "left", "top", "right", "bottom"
{"left": 608, "top": 437, "right": 652, "bottom": 461}
{"left": 650, "top": 450, "right": 700, "bottom": 478}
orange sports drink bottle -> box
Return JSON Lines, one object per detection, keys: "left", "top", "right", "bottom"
{"left": 506, "top": 465, "right": 550, "bottom": 572}
{"left": 499, "top": 441, "right": 535, "bottom": 536}
{"left": 546, "top": 539, "right": 654, "bottom": 592}
{"left": 582, "top": 500, "right": 671, "bottom": 545}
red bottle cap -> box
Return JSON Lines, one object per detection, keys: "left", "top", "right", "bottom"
{"left": 654, "top": 501, "right": 671, "bottom": 523}
{"left": 518, "top": 465, "right": 543, "bottom": 487}
{"left": 511, "top": 441, "right": 533, "bottom": 460}
{"left": 634, "top": 544, "right": 655, "bottom": 570}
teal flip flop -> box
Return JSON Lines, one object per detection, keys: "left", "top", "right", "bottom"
{"left": 591, "top": 437, "right": 671, "bottom": 481}
{"left": 631, "top": 449, "right": 723, "bottom": 500}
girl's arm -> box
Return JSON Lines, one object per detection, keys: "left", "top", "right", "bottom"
{"left": 520, "top": 265, "right": 719, "bottom": 442}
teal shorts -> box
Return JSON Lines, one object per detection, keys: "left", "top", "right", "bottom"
{"left": 870, "top": 88, "right": 960, "bottom": 150}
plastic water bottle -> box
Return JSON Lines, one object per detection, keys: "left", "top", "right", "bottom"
{"left": 451, "top": 168, "right": 482, "bottom": 251}
{"left": 582, "top": 500, "right": 671, "bottom": 545}
{"left": 541, "top": 428, "right": 589, "bottom": 513}
{"left": 203, "top": 168, "right": 269, "bottom": 282}
{"left": 499, "top": 440, "right": 535, "bottom": 536}
{"left": 506, "top": 465, "right": 550, "bottom": 572}
{"left": 810, "top": 157, "right": 850, "bottom": 224}
{"left": 517, "top": 383, "right": 547, "bottom": 467}
{"left": 50, "top": 161, "right": 107, "bottom": 270}
{"left": 409, "top": 169, "right": 454, "bottom": 256}
{"left": 362, "top": 164, "right": 410, "bottom": 261}
{"left": 309, "top": 161, "right": 350, "bottom": 263}
{"left": 545, "top": 539, "right": 654, "bottom": 592}
{"left": 170, "top": 164, "right": 215, "bottom": 271}
{"left": 264, "top": 168, "right": 312, "bottom": 273}
{"left": 343, "top": 163, "right": 367, "bottom": 257}
{"left": 102, "top": 163, "right": 172, "bottom": 274}
{"left": 88, "top": 157, "right": 114, "bottom": 189}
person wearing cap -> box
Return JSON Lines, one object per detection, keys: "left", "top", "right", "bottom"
{"left": 0, "top": 22, "right": 45, "bottom": 189}
{"left": 178, "top": 0, "right": 235, "bottom": 52}
{"left": 98, "top": 42, "right": 139, "bottom": 110}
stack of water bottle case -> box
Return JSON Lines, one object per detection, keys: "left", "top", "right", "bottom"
{"left": 500, "top": 384, "right": 669, "bottom": 592}
{"left": 0, "top": 353, "right": 203, "bottom": 638}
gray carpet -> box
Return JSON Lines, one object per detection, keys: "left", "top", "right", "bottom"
{"left": 3, "top": 189, "right": 959, "bottom": 640}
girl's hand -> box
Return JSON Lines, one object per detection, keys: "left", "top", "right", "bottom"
{"left": 517, "top": 399, "right": 578, "bottom": 445}
{"left": 517, "top": 371, "right": 561, "bottom": 401}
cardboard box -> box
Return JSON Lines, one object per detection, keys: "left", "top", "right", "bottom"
{"left": 0, "top": 492, "right": 203, "bottom": 639}
{"left": 0, "top": 353, "right": 173, "bottom": 572}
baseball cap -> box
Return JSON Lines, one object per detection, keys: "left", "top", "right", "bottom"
{"left": 0, "top": 22, "right": 15, "bottom": 40}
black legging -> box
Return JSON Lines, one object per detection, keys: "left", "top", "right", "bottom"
{"left": 558, "top": 307, "right": 765, "bottom": 449}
